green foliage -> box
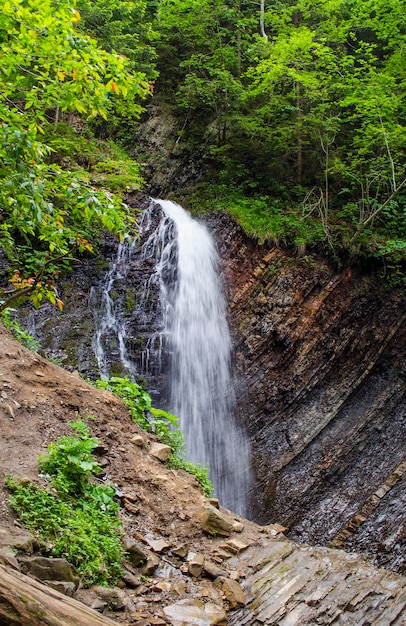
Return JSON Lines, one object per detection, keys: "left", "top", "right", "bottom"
{"left": 0, "top": 0, "right": 149, "bottom": 311}
{"left": 76, "top": 0, "right": 158, "bottom": 141}
{"left": 0, "top": 308, "right": 40, "bottom": 352}
{"left": 96, "top": 377, "right": 213, "bottom": 496}
{"left": 95, "top": 377, "right": 183, "bottom": 450}
{"left": 6, "top": 420, "right": 124, "bottom": 586}
{"left": 152, "top": 0, "right": 406, "bottom": 267}
{"left": 186, "top": 184, "right": 326, "bottom": 249}
{"left": 77, "top": 0, "right": 158, "bottom": 80}
{"left": 39, "top": 420, "right": 103, "bottom": 496}
{"left": 168, "top": 455, "right": 213, "bottom": 498}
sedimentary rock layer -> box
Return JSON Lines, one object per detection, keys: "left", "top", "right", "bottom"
{"left": 211, "top": 214, "right": 405, "bottom": 574}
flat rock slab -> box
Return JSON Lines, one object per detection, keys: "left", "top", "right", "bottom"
{"left": 227, "top": 538, "right": 406, "bottom": 625}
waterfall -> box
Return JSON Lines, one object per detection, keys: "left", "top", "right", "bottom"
{"left": 90, "top": 239, "right": 138, "bottom": 380}
{"left": 150, "top": 199, "right": 251, "bottom": 516}
{"left": 90, "top": 199, "right": 252, "bottom": 515}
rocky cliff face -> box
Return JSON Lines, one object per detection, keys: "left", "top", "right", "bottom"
{"left": 18, "top": 204, "right": 405, "bottom": 575}
{"left": 209, "top": 214, "right": 405, "bottom": 575}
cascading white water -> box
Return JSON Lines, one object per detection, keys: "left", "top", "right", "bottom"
{"left": 90, "top": 199, "right": 252, "bottom": 515}
{"left": 90, "top": 240, "right": 137, "bottom": 380}
{"left": 152, "top": 199, "right": 252, "bottom": 516}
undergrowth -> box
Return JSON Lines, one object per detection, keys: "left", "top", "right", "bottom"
{"left": 1, "top": 308, "right": 40, "bottom": 352}
{"left": 96, "top": 377, "right": 213, "bottom": 497}
{"left": 6, "top": 420, "right": 124, "bottom": 586}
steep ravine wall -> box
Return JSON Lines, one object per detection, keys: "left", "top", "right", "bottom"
{"left": 209, "top": 214, "right": 405, "bottom": 575}
{"left": 18, "top": 207, "right": 405, "bottom": 575}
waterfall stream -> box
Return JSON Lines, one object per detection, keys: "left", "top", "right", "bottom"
{"left": 148, "top": 199, "right": 251, "bottom": 515}
{"left": 91, "top": 199, "right": 251, "bottom": 515}
{"left": 90, "top": 239, "right": 138, "bottom": 380}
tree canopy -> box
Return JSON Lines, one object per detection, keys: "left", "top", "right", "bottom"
{"left": 153, "top": 0, "right": 406, "bottom": 268}
{"left": 1, "top": 0, "right": 405, "bottom": 309}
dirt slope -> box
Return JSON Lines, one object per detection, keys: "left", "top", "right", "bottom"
{"left": 1, "top": 323, "right": 406, "bottom": 625}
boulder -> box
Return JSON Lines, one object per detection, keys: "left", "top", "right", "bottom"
{"left": 199, "top": 505, "right": 236, "bottom": 537}
{"left": 0, "top": 546, "right": 20, "bottom": 571}
{"left": 131, "top": 434, "right": 145, "bottom": 447}
{"left": 0, "top": 528, "right": 36, "bottom": 554}
{"left": 122, "top": 535, "right": 148, "bottom": 567}
{"left": 214, "top": 577, "right": 246, "bottom": 609}
{"left": 18, "top": 556, "right": 80, "bottom": 589}
{"left": 92, "top": 585, "right": 126, "bottom": 611}
{"left": 122, "top": 571, "right": 141, "bottom": 588}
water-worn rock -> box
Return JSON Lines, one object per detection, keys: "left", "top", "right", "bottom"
{"left": 163, "top": 598, "right": 227, "bottom": 626}
{"left": 199, "top": 505, "right": 236, "bottom": 537}
{"left": 210, "top": 214, "right": 406, "bottom": 573}
{"left": 228, "top": 537, "right": 406, "bottom": 625}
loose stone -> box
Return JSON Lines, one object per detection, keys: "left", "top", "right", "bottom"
{"left": 149, "top": 442, "right": 172, "bottom": 462}
{"left": 199, "top": 505, "right": 236, "bottom": 537}
{"left": 163, "top": 598, "right": 227, "bottom": 626}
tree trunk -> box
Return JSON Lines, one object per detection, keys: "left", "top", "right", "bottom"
{"left": 259, "top": 0, "right": 268, "bottom": 41}
{"left": 0, "top": 564, "right": 119, "bottom": 626}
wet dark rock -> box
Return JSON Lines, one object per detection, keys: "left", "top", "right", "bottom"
{"left": 211, "top": 215, "right": 406, "bottom": 574}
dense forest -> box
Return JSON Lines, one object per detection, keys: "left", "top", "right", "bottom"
{"left": 1, "top": 0, "right": 405, "bottom": 312}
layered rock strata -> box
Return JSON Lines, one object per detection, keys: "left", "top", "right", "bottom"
{"left": 210, "top": 214, "right": 405, "bottom": 574}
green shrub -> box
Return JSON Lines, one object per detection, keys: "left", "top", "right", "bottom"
{"left": 6, "top": 420, "right": 124, "bottom": 586}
